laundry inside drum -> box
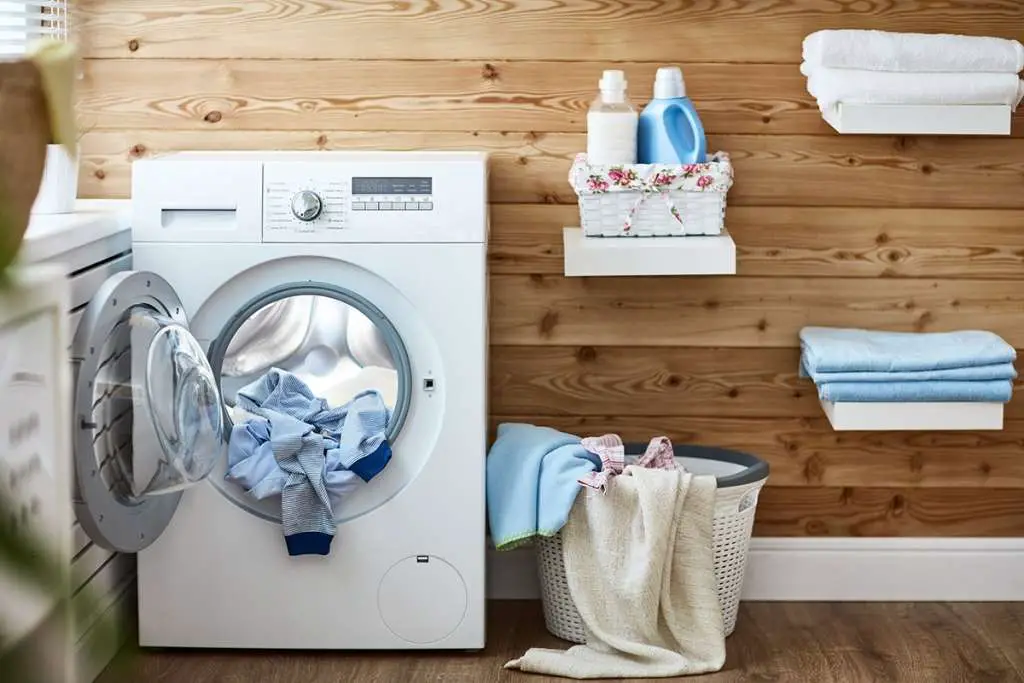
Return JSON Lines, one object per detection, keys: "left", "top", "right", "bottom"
{"left": 218, "top": 294, "right": 400, "bottom": 416}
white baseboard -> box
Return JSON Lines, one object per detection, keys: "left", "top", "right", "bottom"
{"left": 487, "top": 538, "right": 1024, "bottom": 601}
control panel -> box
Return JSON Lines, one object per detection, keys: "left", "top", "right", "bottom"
{"left": 263, "top": 167, "right": 439, "bottom": 234}
{"left": 352, "top": 176, "right": 434, "bottom": 213}
{"left": 264, "top": 166, "right": 349, "bottom": 231}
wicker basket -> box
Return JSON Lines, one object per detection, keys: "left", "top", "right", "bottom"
{"left": 537, "top": 445, "right": 769, "bottom": 643}
{"left": 569, "top": 153, "right": 733, "bottom": 238}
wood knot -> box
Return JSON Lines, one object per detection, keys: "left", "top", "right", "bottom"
{"left": 516, "top": 156, "right": 528, "bottom": 166}
{"left": 845, "top": 156, "right": 858, "bottom": 166}
{"left": 914, "top": 311, "right": 934, "bottom": 331}
{"left": 316, "top": 133, "right": 328, "bottom": 147}
{"left": 890, "top": 494, "right": 906, "bottom": 515}
{"left": 766, "top": 249, "right": 780, "bottom": 257}
{"left": 875, "top": 232, "right": 890, "bottom": 245}
{"left": 524, "top": 131, "right": 540, "bottom": 143}
{"left": 481, "top": 63, "right": 499, "bottom": 81}
{"left": 978, "top": 461, "right": 992, "bottom": 476}
{"left": 950, "top": 298, "right": 961, "bottom": 308}
{"left": 575, "top": 346, "right": 597, "bottom": 363}
{"left": 127, "top": 38, "right": 140, "bottom": 52}
{"left": 726, "top": 387, "right": 740, "bottom": 398}
{"left": 757, "top": 318, "right": 768, "bottom": 332}
{"left": 539, "top": 310, "right": 559, "bottom": 336}
{"left": 93, "top": 169, "right": 106, "bottom": 180}
{"left": 805, "top": 520, "right": 828, "bottom": 535}
{"left": 702, "top": 299, "right": 719, "bottom": 310}
{"left": 203, "top": 110, "right": 222, "bottom": 124}
{"left": 886, "top": 250, "right": 901, "bottom": 263}
{"left": 803, "top": 454, "right": 824, "bottom": 483}
{"left": 920, "top": 163, "right": 934, "bottom": 175}
{"left": 128, "top": 144, "right": 147, "bottom": 158}
{"left": 666, "top": 374, "right": 682, "bottom": 388}
{"left": 761, "top": 115, "right": 771, "bottom": 124}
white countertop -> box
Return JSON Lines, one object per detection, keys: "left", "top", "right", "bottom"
{"left": 19, "top": 199, "right": 130, "bottom": 265}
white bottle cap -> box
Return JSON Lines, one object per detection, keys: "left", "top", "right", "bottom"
{"left": 599, "top": 69, "right": 627, "bottom": 102}
{"left": 653, "top": 66, "right": 686, "bottom": 99}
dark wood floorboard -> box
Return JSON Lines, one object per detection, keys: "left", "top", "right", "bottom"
{"left": 96, "top": 601, "right": 1024, "bottom": 683}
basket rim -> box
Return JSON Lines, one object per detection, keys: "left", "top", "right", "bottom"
{"left": 623, "top": 444, "right": 769, "bottom": 488}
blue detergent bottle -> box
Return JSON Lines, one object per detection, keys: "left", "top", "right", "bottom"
{"left": 637, "top": 67, "right": 707, "bottom": 164}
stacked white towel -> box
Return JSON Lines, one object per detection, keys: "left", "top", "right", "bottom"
{"left": 801, "top": 30, "right": 1024, "bottom": 112}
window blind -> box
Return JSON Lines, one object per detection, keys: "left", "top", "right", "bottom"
{"left": 0, "top": 1, "right": 68, "bottom": 58}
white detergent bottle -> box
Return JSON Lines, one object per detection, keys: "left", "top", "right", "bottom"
{"left": 586, "top": 70, "right": 638, "bottom": 165}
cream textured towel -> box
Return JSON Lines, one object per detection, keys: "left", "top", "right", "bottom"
{"left": 506, "top": 466, "right": 725, "bottom": 679}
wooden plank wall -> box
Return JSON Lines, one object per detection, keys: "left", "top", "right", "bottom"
{"left": 75, "top": 0, "right": 1024, "bottom": 537}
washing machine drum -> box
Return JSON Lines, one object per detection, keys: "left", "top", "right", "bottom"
{"left": 205, "top": 285, "right": 411, "bottom": 525}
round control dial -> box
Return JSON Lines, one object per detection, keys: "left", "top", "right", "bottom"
{"left": 290, "top": 190, "right": 323, "bottom": 222}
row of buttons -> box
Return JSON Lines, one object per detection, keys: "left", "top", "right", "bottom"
{"left": 353, "top": 202, "right": 433, "bottom": 211}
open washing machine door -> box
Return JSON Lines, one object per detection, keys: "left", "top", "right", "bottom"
{"left": 71, "top": 271, "right": 226, "bottom": 553}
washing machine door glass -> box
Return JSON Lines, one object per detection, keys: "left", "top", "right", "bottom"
{"left": 71, "top": 271, "right": 227, "bottom": 553}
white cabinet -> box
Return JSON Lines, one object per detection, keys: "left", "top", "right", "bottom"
{"left": 2, "top": 201, "right": 132, "bottom": 683}
{"left": 0, "top": 265, "right": 73, "bottom": 682}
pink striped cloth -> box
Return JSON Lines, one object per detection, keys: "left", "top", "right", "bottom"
{"left": 578, "top": 435, "right": 680, "bottom": 492}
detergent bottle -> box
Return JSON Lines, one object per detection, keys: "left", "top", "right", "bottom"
{"left": 637, "top": 67, "right": 707, "bottom": 164}
{"left": 586, "top": 70, "right": 638, "bottom": 165}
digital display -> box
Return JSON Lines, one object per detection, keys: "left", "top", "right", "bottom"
{"left": 352, "top": 177, "right": 432, "bottom": 195}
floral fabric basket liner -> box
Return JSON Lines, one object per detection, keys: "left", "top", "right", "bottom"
{"left": 569, "top": 152, "right": 734, "bottom": 234}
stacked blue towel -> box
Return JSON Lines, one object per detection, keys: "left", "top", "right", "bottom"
{"left": 800, "top": 327, "right": 1017, "bottom": 403}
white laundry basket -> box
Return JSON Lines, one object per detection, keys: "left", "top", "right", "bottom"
{"left": 536, "top": 445, "right": 769, "bottom": 643}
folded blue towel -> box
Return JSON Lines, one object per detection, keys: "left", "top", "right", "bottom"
{"left": 800, "top": 327, "right": 1016, "bottom": 374}
{"left": 486, "top": 423, "right": 600, "bottom": 551}
{"left": 802, "top": 360, "right": 1017, "bottom": 384}
{"left": 818, "top": 379, "right": 1013, "bottom": 403}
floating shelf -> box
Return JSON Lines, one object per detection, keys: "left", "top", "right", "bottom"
{"left": 823, "top": 103, "right": 1012, "bottom": 136}
{"left": 562, "top": 227, "right": 736, "bottom": 277}
{"left": 821, "top": 399, "right": 1004, "bottom": 431}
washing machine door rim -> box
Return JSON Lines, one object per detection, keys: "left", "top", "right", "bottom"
{"left": 71, "top": 270, "right": 225, "bottom": 553}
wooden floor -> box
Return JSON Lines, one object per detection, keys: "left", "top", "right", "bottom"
{"left": 97, "top": 601, "right": 1024, "bottom": 682}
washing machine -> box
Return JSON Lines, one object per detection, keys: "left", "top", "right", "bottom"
{"left": 69, "top": 151, "right": 488, "bottom": 649}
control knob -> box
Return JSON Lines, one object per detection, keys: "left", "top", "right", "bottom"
{"left": 290, "top": 190, "right": 323, "bottom": 222}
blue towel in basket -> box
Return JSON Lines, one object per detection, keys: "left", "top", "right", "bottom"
{"left": 486, "top": 423, "right": 600, "bottom": 551}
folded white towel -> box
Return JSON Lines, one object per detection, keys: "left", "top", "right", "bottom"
{"left": 804, "top": 30, "right": 1024, "bottom": 74}
{"left": 801, "top": 64, "right": 1024, "bottom": 110}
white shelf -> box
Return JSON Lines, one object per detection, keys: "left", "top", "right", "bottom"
{"left": 562, "top": 227, "right": 736, "bottom": 277}
{"left": 823, "top": 104, "right": 1012, "bottom": 136}
{"left": 821, "top": 399, "right": 1004, "bottom": 431}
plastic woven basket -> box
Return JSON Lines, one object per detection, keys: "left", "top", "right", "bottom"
{"left": 569, "top": 153, "right": 734, "bottom": 237}
{"left": 536, "top": 445, "right": 769, "bottom": 643}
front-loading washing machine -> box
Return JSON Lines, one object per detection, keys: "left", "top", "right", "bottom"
{"left": 70, "top": 151, "right": 488, "bottom": 649}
